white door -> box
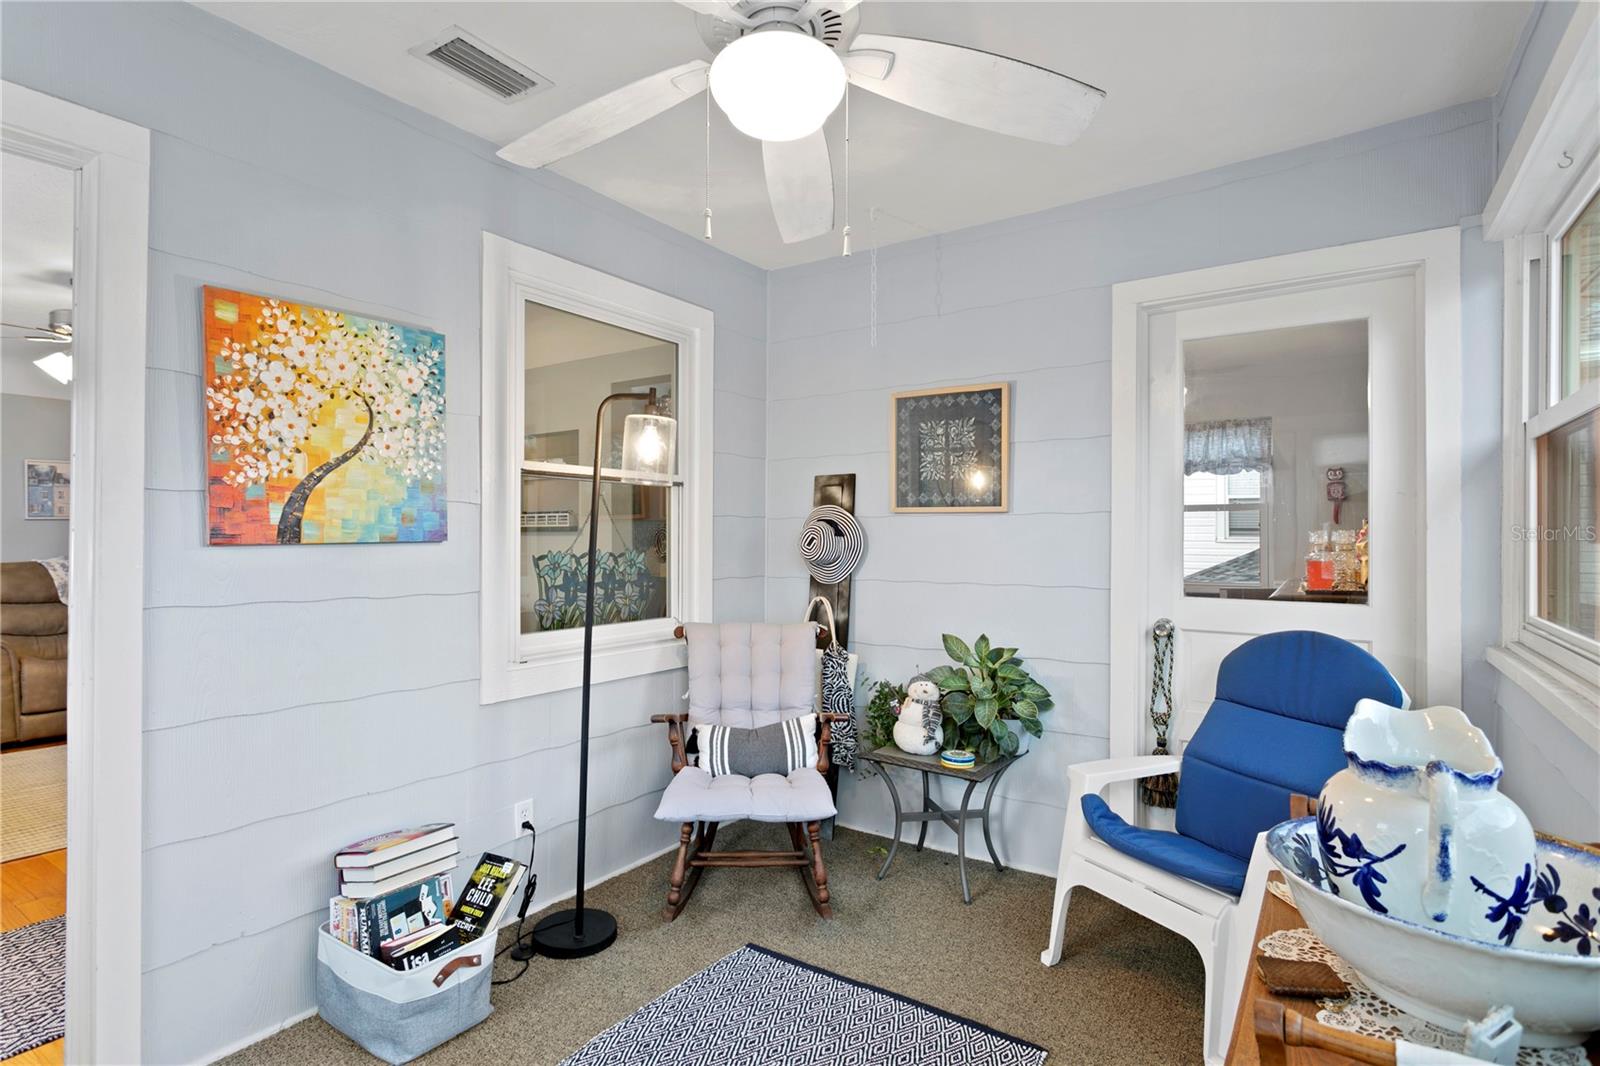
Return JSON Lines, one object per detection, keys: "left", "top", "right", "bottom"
{"left": 1146, "top": 275, "right": 1422, "bottom": 750}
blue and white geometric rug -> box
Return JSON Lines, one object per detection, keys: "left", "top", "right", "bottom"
{"left": 560, "top": 943, "right": 1048, "bottom": 1065}
{"left": 0, "top": 916, "right": 66, "bottom": 1060}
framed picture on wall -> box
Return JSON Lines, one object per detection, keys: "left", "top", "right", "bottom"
{"left": 24, "top": 459, "right": 70, "bottom": 520}
{"left": 890, "top": 382, "right": 1009, "bottom": 513}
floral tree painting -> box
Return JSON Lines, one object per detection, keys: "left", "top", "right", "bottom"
{"left": 203, "top": 287, "right": 447, "bottom": 545}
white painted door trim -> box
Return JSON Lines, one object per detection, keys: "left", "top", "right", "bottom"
{"left": 2, "top": 81, "right": 149, "bottom": 1065}
{"left": 1108, "top": 228, "right": 1462, "bottom": 803}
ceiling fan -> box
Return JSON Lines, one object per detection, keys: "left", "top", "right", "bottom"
{"left": 496, "top": 0, "right": 1105, "bottom": 245}
{"left": 2, "top": 308, "right": 73, "bottom": 344}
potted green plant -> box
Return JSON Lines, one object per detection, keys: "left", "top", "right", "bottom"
{"left": 926, "top": 634, "right": 1053, "bottom": 763}
{"left": 859, "top": 676, "right": 909, "bottom": 754}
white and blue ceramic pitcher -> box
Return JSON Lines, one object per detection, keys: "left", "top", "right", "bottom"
{"left": 1317, "top": 699, "right": 1537, "bottom": 944}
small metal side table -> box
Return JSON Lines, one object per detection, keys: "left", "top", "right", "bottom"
{"left": 860, "top": 745, "right": 1020, "bottom": 904}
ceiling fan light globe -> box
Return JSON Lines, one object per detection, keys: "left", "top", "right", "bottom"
{"left": 709, "top": 31, "right": 845, "bottom": 143}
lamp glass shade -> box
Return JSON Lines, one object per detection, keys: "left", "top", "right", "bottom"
{"left": 621, "top": 412, "right": 675, "bottom": 482}
{"left": 709, "top": 31, "right": 845, "bottom": 142}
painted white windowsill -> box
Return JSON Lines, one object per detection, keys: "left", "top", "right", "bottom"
{"left": 1486, "top": 642, "right": 1600, "bottom": 753}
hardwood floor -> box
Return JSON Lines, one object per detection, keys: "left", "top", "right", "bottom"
{"left": 1, "top": 848, "right": 65, "bottom": 1065}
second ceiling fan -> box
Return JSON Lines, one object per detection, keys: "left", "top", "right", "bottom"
{"left": 496, "top": 0, "right": 1106, "bottom": 245}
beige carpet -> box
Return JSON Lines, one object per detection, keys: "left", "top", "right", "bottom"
{"left": 227, "top": 823, "right": 1205, "bottom": 1065}
{"left": 1, "top": 745, "right": 67, "bottom": 862}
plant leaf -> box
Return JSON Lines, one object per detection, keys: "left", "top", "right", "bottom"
{"left": 1022, "top": 682, "right": 1051, "bottom": 700}
{"left": 997, "top": 725, "right": 1020, "bottom": 754}
{"left": 942, "top": 633, "right": 973, "bottom": 666}
{"left": 989, "top": 716, "right": 1011, "bottom": 743}
{"left": 927, "top": 665, "right": 966, "bottom": 691}
{"left": 944, "top": 694, "right": 974, "bottom": 724}
{"left": 997, "top": 662, "right": 1028, "bottom": 681}
{"left": 970, "top": 675, "right": 994, "bottom": 699}
{"left": 975, "top": 697, "right": 999, "bottom": 730}
{"left": 1022, "top": 717, "right": 1044, "bottom": 738}
{"left": 974, "top": 634, "right": 991, "bottom": 662}
{"left": 942, "top": 717, "right": 960, "bottom": 750}
{"left": 1013, "top": 699, "right": 1039, "bottom": 720}
{"left": 979, "top": 738, "right": 1000, "bottom": 763}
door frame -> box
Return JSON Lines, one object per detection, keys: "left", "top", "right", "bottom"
{"left": 2, "top": 81, "right": 149, "bottom": 1063}
{"left": 1108, "top": 228, "right": 1462, "bottom": 787}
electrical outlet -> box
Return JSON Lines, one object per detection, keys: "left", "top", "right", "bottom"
{"left": 512, "top": 798, "right": 534, "bottom": 838}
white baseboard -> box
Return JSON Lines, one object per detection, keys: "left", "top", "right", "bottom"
{"left": 832, "top": 818, "right": 1057, "bottom": 880}
{"left": 199, "top": 1006, "right": 318, "bottom": 1065}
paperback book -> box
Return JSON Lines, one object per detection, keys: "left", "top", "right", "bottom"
{"left": 452, "top": 853, "right": 524, "bottom": 944}
{"left": 330, "top": 872, "right": 454, "bottom": 957}
{"left": 336, "top": 823, "right": 456, "bottom": 870}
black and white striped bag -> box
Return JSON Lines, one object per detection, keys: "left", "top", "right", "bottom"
{"left": 806, "top": 596, "right": 859, "bottom": 771}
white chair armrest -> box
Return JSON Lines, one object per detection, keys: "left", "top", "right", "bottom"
{"left": 1067, "top": 754, "right": 1181, "bottom": 792}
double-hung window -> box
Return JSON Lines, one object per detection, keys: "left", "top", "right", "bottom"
{"left": 1488, "top": 8, "right": 1600, "bottom": 743}
{"left": 480, "top": 235, "right": 713, "bottom": 702}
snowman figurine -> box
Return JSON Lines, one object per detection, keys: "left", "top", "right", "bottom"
{"left": 893, "top": 674, "right": 944, "bottom": 756}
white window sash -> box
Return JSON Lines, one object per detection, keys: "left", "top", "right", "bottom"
{"left": 480, "top": 234, "right": 713, "bottom": 704}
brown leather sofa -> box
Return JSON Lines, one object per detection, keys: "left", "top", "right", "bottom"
{"left": 2, "top": 561, "right": 67, "bottom": 744}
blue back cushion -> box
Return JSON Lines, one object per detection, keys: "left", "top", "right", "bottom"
{"left": 1175, "top": 631, "right": 1404, "bottom": 862}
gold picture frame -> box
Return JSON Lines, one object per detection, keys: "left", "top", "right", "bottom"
{"left": 890, "top": 382, "right": 1010, "bottom": 513}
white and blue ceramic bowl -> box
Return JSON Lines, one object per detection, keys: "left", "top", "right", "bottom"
{"left": 1266, "top": 816, "right": 1600, "bottom": 1047}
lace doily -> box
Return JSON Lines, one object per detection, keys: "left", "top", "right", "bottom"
{"left": 1259, "top": 927, "right": 1586, "bottom": 1066}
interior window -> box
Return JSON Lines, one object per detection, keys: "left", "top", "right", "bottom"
{"left": 1182, "top": 321, "right": 1370, "bottom": 602}
{"left": 1534, "top": 188, "right": 1600, "bottom": 642}
{"left": 521, "top": 302, "right": 677, "bottom": 635}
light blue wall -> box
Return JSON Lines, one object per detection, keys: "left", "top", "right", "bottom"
{"left": 1494, "top": 1, "right": 1581, "bottom": 175}
{"left": 765, "top": 101, "right": 1504, "bottom": 874}
{"left": 1, "top": 3, "right": 767, "bottom": 1061}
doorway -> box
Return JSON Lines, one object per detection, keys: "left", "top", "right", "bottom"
{"left": 1107, "top": 229, "right": 1463, "bottom": 819}
{"left": 1, "top": 82, "right": 149, "bottom": 1064}
{"left": 0, "top": 146, "right": 76, "bottom": 1065}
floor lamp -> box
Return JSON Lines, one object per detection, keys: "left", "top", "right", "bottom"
{"left": 516, "top": 388, "right": 675, "bottom": 960}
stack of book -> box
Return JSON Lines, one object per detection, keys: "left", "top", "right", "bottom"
{"left": 328, "top": 823, "right": 526, "bottom": 971}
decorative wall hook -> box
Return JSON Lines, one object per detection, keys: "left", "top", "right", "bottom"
{"left": 1557, "top": 150, "right": 1574, "bottom": 169}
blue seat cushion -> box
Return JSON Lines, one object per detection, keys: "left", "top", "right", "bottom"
{"left": 1081, "top": 794, "right": 1247, "bottom": 896}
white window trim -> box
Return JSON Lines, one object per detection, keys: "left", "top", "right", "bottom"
{"left": 480, "top": 234, "right": 713, "bottom": 703}
{"left": 1489, "top": 4, "right": 1600, "bottom": 748}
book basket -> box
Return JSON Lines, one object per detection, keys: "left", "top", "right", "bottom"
{"left": 316, "top": 923, "right": 493, "bottom": 1064}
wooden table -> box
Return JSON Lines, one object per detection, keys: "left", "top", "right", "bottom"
{"left": 1227, "top": 876, "right": 1600, "bottom": 1064}
{"left": 859, "top": 745, "right": 1019, "bottom": 904}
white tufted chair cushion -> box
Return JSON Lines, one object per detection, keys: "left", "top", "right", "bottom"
{"left": 683, "top": 622, "right": 816, "bottom": 729}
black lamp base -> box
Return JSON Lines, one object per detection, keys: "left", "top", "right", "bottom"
{"left": 513, "top": 907, "right": 618, "bottom": 960}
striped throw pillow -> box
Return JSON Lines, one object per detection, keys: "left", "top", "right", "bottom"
{"left": 692, "top": 714, "right": 819, "bottom": 778}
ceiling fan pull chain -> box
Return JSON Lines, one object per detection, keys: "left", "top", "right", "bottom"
{"left": 841, "top": 83, "right": 852, "bottom": 258}
{"left": 703, "top": 88, "right": 714, "bottom": 241}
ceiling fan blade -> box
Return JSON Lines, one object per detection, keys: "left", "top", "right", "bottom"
{"left": 763, "top": 130, "right": 835, "bottom": 244}
{"left": 498, "top": 60, "right": 709, "bottom": 170}
{"left": 846, "top": 34, "right": 1104, "bottom": 146}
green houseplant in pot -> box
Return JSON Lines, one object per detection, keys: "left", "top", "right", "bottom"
{"left": 927, "top": 634, "right": 1053, "bottom": 764}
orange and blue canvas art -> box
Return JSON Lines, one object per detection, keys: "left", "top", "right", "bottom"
{"left": 203, "top": 286, "right": 447, "bottom": 545}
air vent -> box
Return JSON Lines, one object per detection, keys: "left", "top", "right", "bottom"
{"left": 411, "top": 27, "right": 551, "bottom": 102}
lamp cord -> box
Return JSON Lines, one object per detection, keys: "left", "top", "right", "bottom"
{"left": 491, "top": 821, "right": 540, "bottom": 985}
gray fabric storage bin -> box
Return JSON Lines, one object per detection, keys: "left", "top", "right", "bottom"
{"left": 315, "top": 924, "right": 492, "bottom": 1064}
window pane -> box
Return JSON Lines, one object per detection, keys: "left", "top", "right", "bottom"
{"left": 1535, "top": 410, "right": 1599, "bottom": 640}
{"left": 521, "top": 474, "right": 670, "bottom": 634}
{"left": 524, "top": 301, "right": 677, "bottom": 471}
{"left": 1183, "top": 320, "right": 1369, "bottom": 601}
{"left": 1559, "top": 190, "right": 1600, "bottom": 399}
{"left": 522, "top": 301, "right": 676, "bottom": 637}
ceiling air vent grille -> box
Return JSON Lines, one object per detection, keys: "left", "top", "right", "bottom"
{"left": 412, "top": 28, "right": 550, "bottom": 102}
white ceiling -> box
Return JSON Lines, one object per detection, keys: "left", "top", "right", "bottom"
{"left": 1, "top": 151, "right": 74, "bottom": 401}
{"left": 203, "top": 2, "right": 1529, "bottom": 269}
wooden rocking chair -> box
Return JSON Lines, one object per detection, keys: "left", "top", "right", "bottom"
{"left": 651, "top": 622, "right": 842, "bottom": 920}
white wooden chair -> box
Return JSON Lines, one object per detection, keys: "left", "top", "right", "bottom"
{"left": 1040, "top": 631, "right": 1407, "bottom": 1064}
